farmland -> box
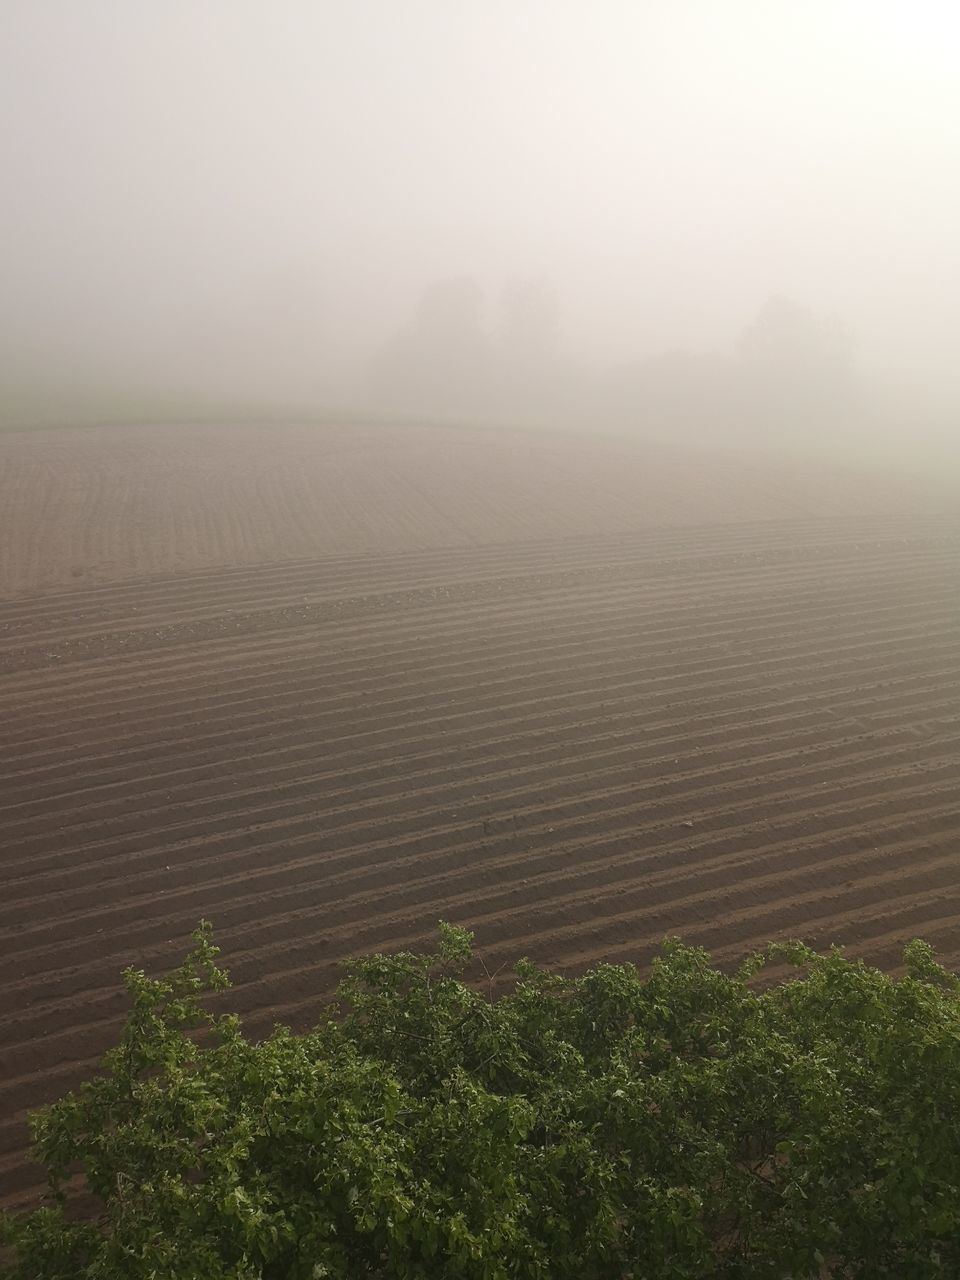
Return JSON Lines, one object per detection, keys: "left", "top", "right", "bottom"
{"left": 1, "top": 420, "right": 959, "bottom": 1210}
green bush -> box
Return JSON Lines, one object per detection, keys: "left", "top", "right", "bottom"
{"left": 3, "top": 923, "right": 960, "bottom": 1278}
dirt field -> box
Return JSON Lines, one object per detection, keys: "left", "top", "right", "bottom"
{"left": 1, "top": 420, "right": 959, "bottom": 1209}
{"left": 1, "top": 420, "right": 951, "bottom": 594}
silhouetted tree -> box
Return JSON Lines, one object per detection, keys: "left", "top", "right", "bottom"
{"left": 737, "top": 295, "right": 854, "bottom": 422}
{"left": 367, "top": 276, "right": 492, "bottom": 418}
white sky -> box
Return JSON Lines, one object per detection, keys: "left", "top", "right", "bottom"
{"left": 2, "top": 1, "right": 959, "bottom": 397}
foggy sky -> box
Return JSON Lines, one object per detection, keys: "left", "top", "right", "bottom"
{"left": 2, "top": 1, "right": 959, "bottom": 420}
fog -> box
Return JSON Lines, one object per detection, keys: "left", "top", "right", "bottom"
{"left": 2, "top": 1, "right": 958, "bottom": 469}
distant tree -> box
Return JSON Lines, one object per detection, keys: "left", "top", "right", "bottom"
{"left": 367, "top": 277, "right": 491, "bottom": 418}
{"left": 737, "top": 295, "right": 855, "bottom": 421}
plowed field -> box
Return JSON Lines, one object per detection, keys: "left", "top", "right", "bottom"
{"left": 1, "top": 421, "right": 959, "bottom": 1209}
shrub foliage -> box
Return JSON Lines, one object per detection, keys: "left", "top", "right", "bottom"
{"left": 3, "top": 923, "right": 960, "bottom": 1278}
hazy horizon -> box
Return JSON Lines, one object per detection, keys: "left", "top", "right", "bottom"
{"left": 2, "top": 1, "right": 958, "bottom": 463}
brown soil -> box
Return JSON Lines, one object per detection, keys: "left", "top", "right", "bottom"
{"left": 1, "top": 420, "right": 958, "bottom": 1210}
{"left": 0, "top": 420, "right": 949, "bottom": 595}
